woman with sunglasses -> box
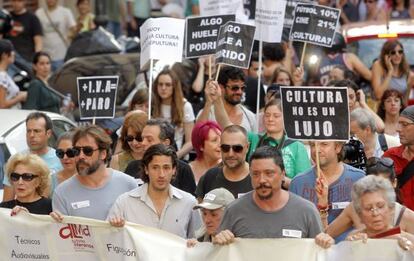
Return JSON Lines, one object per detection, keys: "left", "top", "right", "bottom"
{"left": 50, "top": 132, "right": 77, "bottom": 196}
{"left": 110, "top": 110, "right": 147, "bottom": 172}
{"left": 372, "top": 40, "right": 414, "bottom": 101}
{"left": 190, "top": 121, "right": 222, "bottom": 184}
{"left": 0, "top": 153, "right": 51, "bottom": 215}
{"left": 152, "top": 68, "right": 195, "bottom": 159}
{"left": 325, "top": 157, "right": 414, "bottom": 238}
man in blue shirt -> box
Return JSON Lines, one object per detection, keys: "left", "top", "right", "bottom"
{"left": 290, "top": 141, "right": 365, "bottom": 241}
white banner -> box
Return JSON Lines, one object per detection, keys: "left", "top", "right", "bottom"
{"left": 200, "top": 0, "right": 248, "bottom": 23}
{"left": 254, "top": 0, "right": 286, "bottom": 42}
{"left": 140, "top": 18, "right": 185, "bottom": 70}
{"left": 0, "top": 208, "right": 413, "bottom": 261}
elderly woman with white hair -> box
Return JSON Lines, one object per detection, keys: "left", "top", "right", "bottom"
{"left": 346, "top": 175, "right": 414, "bottom": 251}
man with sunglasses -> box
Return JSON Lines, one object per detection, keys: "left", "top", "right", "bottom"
{"left": 196, "top": 125, "right": 252, "bottom": 200}
{"left": 384, "top": 105, "right": 414, "bottom": 210}
{"left": 3, "top": 112, "right": 63, "bottom": 201}
{"left": 197, "top": 66, "right": 257, "bottom": 133}
{"left": 108, "top": 144, "right": 201, "bottom": 238}
{"left": 350, "top": 108, "right": 400, "bottom": 158}
{"left": 52, "top": 125, "right": 137, "bottom": 220}
{"left": 124, "top": 118, "right": 196, "bottom": 195}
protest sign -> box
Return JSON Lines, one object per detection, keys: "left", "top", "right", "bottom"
{"left": 0, "top": 209, "right": 412, "bottom": 261}
{"left": 280, "top": 86, "right": 349, "bottom": 141}
{"left": 215, "top": 21, "right": 256, "bottom": 69}
{"left": 243, "top": 0, "right": 256, "bottom": 20}
{"left": 284, "top": 0, "right": 317, "bottom": 28}
{"left": 77, "top": 76, "right": 118, "bottom": 120}
{"left": 140, "top": 18, "right": 185, "bottom": 70}
{"left": 185, "top": 15, "right": 235, "bottom": 58}
{"left": 200, "top": 0, "right": 247, "bottom": 22}
{"left": 254, "top": 0, "right": 286, "bottom": 42}
{"left": 289, "top": 3, "right": 340, "bottom": 47}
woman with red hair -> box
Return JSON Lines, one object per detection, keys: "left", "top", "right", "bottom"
{"left": 190, "top": 121, "right": 222, "bottom": 183}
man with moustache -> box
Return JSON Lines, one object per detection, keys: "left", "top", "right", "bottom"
{"left": 213, "top": 146, "right": 323, "bottom": 244}
{"left": 197, "top": 66, "right": 257, "bottom": 132}
{"left": 196, "top": 125, "right": 252, "bottom": 200}
{"left": 52, "top": 125, "right": 137, "bottom": 220}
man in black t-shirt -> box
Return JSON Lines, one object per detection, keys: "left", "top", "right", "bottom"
{"left": 195, "top": 125, "right": 252, "bottom": 200}
{"left": 4, "top": 0, "right": 42, "bottom": 62}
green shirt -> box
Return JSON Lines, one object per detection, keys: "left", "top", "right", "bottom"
{"left": 22, "top": 78, "right": 60, "bottom": 113}
{"left": 247, "top": 133, "right": 312, "bottom": 179}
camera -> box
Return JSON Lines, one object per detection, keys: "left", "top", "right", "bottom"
{"left": 342, "top": 137, "right": 367, "bottom": 172}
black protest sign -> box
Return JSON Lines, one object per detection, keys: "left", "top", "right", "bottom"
{"left": 185, "top": 14, "right": 235, "bottom": 58}
{"left": 289, "top": 3, "right": 340, "bottom": 47}
{"left": 77, "top": 76, "right": 118, "bottom": 120}
{"left": 280, "top": 86, "right": 349, "bottom": 141}
{"left": 215, "top": 21, "right": 256, "bottom": 69}
{"left": 244, "top": 0, "right": 256, "bottom": 20}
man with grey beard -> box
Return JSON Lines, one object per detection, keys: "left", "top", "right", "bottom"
{"left": 52, "top": 125, "right": 137, "bottom": 220}
{"left": 213, "top": 146, "right": 322, "bottom": 244}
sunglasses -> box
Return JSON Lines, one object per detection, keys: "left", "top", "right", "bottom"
{"left": 390, "top": 50, "right": 404, "bottom": 55}
{"left": 10, "top": 172, "right": 38, "bottom": 182}
{"left": 56, "top": 148, "right": 78, "bottom": 159}
{"left": 125, "top": 134, "right": 143, "bottom": 143}
{"left": 73, "top": 146, "right": 100, "bottom": 156}
{"left": 226, "top": 85, "right": 246, "bottom": 92}
{"left": 220, "top": 144, "right": 244, "bottom": 153}
{"left": 366, "top": 157, "right": 394, "bottom": 168}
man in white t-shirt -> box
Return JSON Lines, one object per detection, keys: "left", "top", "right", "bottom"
{"left": 35, "top": 0, "right": 76, "bottom": 71}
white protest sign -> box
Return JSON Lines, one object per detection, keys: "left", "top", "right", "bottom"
{"left": 200, "top": 0, "right": 248, "bottom": 22}
{"left": 254, "top": 0, "right": 287, "bottom": 42}
{"left": 140, "top": 18, "right": 185, "bottom": 70}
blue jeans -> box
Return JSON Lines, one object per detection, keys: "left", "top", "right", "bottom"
{"left": 106, "top": 21, "right": 122, "bottom": 39}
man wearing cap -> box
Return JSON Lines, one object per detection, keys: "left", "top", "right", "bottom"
{"left": 108, "top": 144, "right": 201, "bottom": 238}
{"left": 213, "top": 146, "right": 324, "bottom": 245}
{"left": 191, "top": 188, "right": 235, "bottom": 243}
{"left": 384, "top": 105, "right": 414, "bottom": 210}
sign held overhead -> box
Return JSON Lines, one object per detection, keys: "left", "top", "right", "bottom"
{"left": 280, "top": 86, "right": 349, "bottom": 141}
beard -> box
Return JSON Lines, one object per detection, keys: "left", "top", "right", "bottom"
{"left": 76, "top": 159, "right": 101, "bottom": 176}
{"left": 255, "top": 184, "right": 273, "bottom": 200}
{"left": 223, "top": 157, "right": 243, "bottom": 169}
{"left": 224, "top": 94, "right": 241, "bottom": 106}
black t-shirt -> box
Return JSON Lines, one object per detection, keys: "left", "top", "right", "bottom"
{"left": 124, "top": 159, "right": 197, "bottom": 195}
{"left": 5, "top": 11, "right": 43, "bottom": 62}
{"left": 0, "top": 197, "right": 52, "bottom": 215}
{"left": 195, "top": 167, "right": 253, "bottom": 199}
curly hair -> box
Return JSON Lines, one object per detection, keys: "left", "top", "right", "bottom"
{"left": 6, "top": 153, "right": 50, "bottom": 196}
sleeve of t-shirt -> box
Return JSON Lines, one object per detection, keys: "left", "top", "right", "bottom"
{"left": 306, "top": 204, "right": 323, "bottom": 238}
{"left": 52, "top": 190, "right": 69, "bottom": 215}
{"left": 65, "top": 8, "right": 77, "bottom": 28}
{"left": 187, "top": 200, "right": 201, "bottom": 238}
{"left": 183, "top": 101, "right": 195, "bottom": 123}
{"left": 31, "top": 15, "right": 43, "bottom": 36}
{"left": 292, "top": 142, "right": 312, "bottom": 178}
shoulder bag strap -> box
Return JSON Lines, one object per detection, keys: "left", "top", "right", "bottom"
{"left": 43, "top": 8, "right": 69, "bottom": 48}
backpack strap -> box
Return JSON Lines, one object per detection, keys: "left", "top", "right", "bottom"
{"left": 395, "top": 206, "right": 406, "bottom": 227}
{"left": 397, "top": 160, "right": 414, "bottom": 188}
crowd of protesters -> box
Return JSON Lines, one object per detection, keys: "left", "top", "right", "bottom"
{"left": 0, "top": 0, "right": 414, "bottom": 255}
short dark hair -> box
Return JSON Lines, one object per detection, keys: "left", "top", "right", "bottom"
{"left": 217, "top": 66, "right": 245, "bottom": 86}
{"left": 222, "top": 125, "right": 247, "bottom": 139}
{"left": 141, "top": 144, "right": 178, "bottom": 183}
{"left": 146, "top": 118, "right": 177, "bottom": 150}
{"left": 32, "top": 51, "right": 51, "bottom": 64}
{"left": 249, "top": 146, "right": 285, "bottom": 171}
{"left": 26, "top": 112, "right": 53, "bottom": 131}
{"left": 263, "top": 43, "right": 285, "bottom": 62}
{"left": 0, "top": 39, "right": 13, "bottom": 60}
{"left": 72, "top": 125, "right": 113, "bottom": 163}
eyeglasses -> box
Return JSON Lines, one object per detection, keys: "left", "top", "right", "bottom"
{"left": 220, "top": 144, "right": 244, "bottom": 153}
{"left": 55, "top": 148, "right": 78, "bottom": 159}
{"left": 73, "top": 146, "right": 100, "bottom": 156}
{"left": 226, "top": 85, "right": 246, "bottom": 92}
{"left": 398, "top": 121, "right": 414, "bottom": 128}
{"left": 125, "top": 135, "right": 143, "bottom": 143}
{"left": 10, "top": 172, "right": 39, "bottom": 182}
{"left": 363, "top": 202, "right": 387, "bottom": 214}
{"left": 366, "top": 157, "right": 394, "bottom": 169}
{"left": 390, "top": 50, "right": 404, "bottom": 56}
